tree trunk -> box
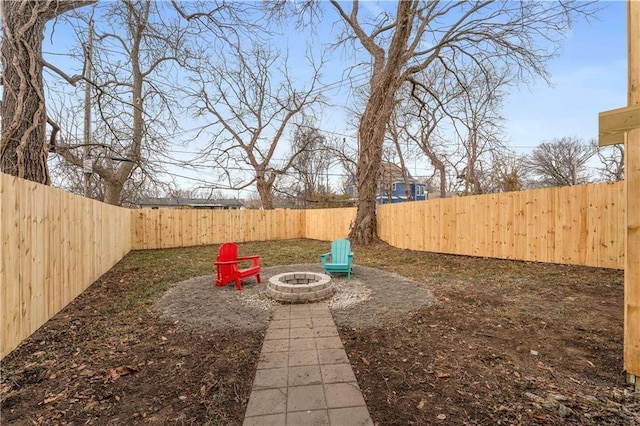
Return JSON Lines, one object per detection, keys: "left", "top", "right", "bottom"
{"left": 256, "top": 176, "right": 274, "bottom": 209}
{"left": 438, "top": 166, "right": 446, "bottom": 198}
{"left": 392, "top": 132, "right": 412, "bottom": 201}
{"left": 348, "top": 1, "right": 413, "bottom": 245}
{"left": 98, "top": 2, "right": 145, "bottom": 206}
{"left": 422, "top": 145, "right": 447, "bottom": 198}
{"left": 1, "top": 1, "right": 50, "bottom": 183}
{"left": 104, "top": 181, "right": 124, "bottom": 205}
{"left": 348, "top": 82, "right": 394, "bottom": 244}
{"left": 0, "top": 0, "right": 95, "bottom": 183}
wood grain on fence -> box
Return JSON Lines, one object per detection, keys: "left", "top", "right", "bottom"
{"left": 378, "top": 182, "right": 625, "bottom": 269}
{"left": 1, "top": 174, "right": 131, "bottom": 358}
{"left": 304, "top": 207, "right": 356, "bottom": 241}
{"left": 132, "top": 208, "right": 306, "bottom": 249}
{"left": 132, "top": 206, "right": 355, "bottom": 248}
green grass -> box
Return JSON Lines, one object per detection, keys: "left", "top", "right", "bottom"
{"left": 113, "top": 239, "right": 329, "bottom": 309}
{"left": 106, "top": 238, "right": 622, "bottom": 312}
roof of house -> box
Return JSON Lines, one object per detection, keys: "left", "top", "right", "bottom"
{"left": 379, "top": 162, "right": 418, "bottom": 184}
{"left": 137, "top": 198, "right": 245, "bottom": 208}
{"left": 346, "top": 162, "right": 422, "bottom": 186}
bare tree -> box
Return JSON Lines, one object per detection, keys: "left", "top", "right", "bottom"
{"left": 396, "top": 65, "right": 459, "bottom": 199}
{"left": 399, "top": 64, "right": 518, "bottom": 197}
{"left": 485, "top": 153, "right": 527, "bottom": 193}
{"left": 402, "top": 105, "right": 450, "bottom": 198}
{"left": 43, "top": 1, "right": 254, "bottom": 205}
{"left": 164, "top": 187, "right": 227, "bottom": 200}
{"left": 323, "top": 1, "right": 598, "bottom": 244}
{"left": 1, "top": 0, "right": 95, "bottom": 183}
{"left": 328, "top": 136, "right": 358, "bottom": 188}
{"left": 386, "top": 111, "right": 417, "bottom": 202}
{"left": 525, "top": 137, "right": 596, "bottom": 188}
{"left": 289, "top": 123, "right": 332, "bottom": 208}
{"left": 450, "top": 68, "right": 507, "bottom": 195}
{"left": 191, "top": 42, "right": 324, "bottom": 209}
{"left": 50, "top": 0, "right": 199, "bottom": 205}
{"left": 596, "top": 145, "right": 624, "bottom": 182}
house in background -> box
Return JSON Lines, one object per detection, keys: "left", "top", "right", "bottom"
{"left": 136, "top": 198, "right": 245, "bottom": 210}
{"left": 346, "top": 162, "right": 427, "bottom": 204}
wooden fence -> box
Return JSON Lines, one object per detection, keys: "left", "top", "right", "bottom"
{"left": 132, "top": 208, "right": 305, "bottom": 249}
{"left": 131, "top": 207, "right": 356, "bottom": 249}
{"left": 304, "top": 207, "right": 356, "bottom": 241}
{"left": 378, "top": 182, "right": 625, "bottom": 269}
{"left": 133, "top": 182, "right": 624, "bottom": 269}
{"left": 0, "top": 173, "right": 625, "bottom": 358}
{"left": 1, "top": 174, "right": 132, "bottom": 358}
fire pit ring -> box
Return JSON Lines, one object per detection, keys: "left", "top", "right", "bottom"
{"left": 266, "top": 272, "right": 334, "bottom": 303}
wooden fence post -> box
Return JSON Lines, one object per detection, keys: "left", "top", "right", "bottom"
{"left": 598, "top": 0, "right": 640, "bottom": 387}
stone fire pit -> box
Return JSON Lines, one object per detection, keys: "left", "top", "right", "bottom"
{"left": 266, "top": 272, "right": 334, "bottom": 303}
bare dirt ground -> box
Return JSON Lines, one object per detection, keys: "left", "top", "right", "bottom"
{"left": 1, "top": 239, "right": 638, "bottom": 425}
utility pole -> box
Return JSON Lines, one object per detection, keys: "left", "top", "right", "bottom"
{"left": 83, "top": 19, "right": 93, "bottom": 197}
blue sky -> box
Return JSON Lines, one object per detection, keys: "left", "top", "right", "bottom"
{"left": 502, "top": 1, "right": 627, "bottom": 153}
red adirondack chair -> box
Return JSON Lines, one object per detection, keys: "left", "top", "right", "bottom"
{"left": 214, "top": 242, "right": 261, "bottom": 291}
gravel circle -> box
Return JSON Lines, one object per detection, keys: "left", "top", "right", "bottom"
{"left": 155, "top": 263, "right": 434, "bottom": 331}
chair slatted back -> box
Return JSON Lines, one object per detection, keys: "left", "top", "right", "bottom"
{"left": 331, "top": 239, "right": 351, "bottom": 264}
{"left": 217, "top": 242, "right": 238, "bottom": 281}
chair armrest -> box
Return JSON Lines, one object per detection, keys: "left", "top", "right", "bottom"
{"left": 320, "top": 252, "right": 331, "bottom": 264}
{"left": 237, "top": 255, "right": 260, "bottom": 266}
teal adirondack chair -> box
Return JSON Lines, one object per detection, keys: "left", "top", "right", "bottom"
{"left": 320, "top": 239, "right": 353, "bottom": 280}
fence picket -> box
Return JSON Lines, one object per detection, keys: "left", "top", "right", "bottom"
{"left": 0, "top": 173, "right": 625, "bottom": 358}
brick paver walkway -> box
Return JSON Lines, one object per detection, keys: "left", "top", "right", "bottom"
{"left": 243, "top": 304, "right": 374, "bottom": 426}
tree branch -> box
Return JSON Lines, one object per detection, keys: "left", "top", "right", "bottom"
{"left": 42, "top": 59, "right": 83, "bottom": 85}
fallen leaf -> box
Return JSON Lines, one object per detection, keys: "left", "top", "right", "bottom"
{"left": 437, "top": 413, "right": 447, "bottom": 420}
{"left": 525, "top": 392, "right": 545, "bottom": 404}
{"left": 116, "top": 365, "right": 138, "bottom": 375}
{"left": 43, "top": 394, "right": 62, "bottom": 404}
{"left": 106, "top": 365, "right": 138, "bottom": 382}
{"left": 85, "top": 401, "right": 99, "bottom": 410}
{"left": 436, "top": 372, "right": 451, "bottom": 379}
{"left": 361, "top": 356, "right": 370, "bottom": 366}
{"left": 417, "top": 399, "right": 426, "bottom": 410}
